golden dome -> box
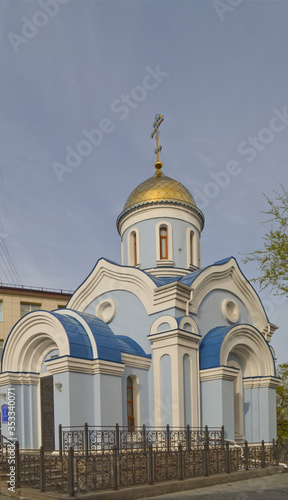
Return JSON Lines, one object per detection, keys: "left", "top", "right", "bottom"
{"left": 117, "top": 162, "right": 204, "bottom": 232}
{"left": 123, "top": 171, "right": 196, "bottom": 212}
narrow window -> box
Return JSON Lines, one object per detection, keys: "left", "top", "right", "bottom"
{"left": 190, "top": 231, "right": 193, "bottom": 265}
{"left": 133, "top": 232, "right": 137, "bottom": 266}
{"left": 160, "top": 226, "right": 168, "bottom": 260}
{"left": 127, "top": 376, "right": 134, "bottom": 430}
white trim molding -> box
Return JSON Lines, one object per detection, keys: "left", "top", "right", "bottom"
{"left": 0, "top": 372, "right": 40, "bottom": 385}
{"left": 220, "top": 324, "right": 275, "bottom": 378}
{"left": 121, "top": 353, "right": 152, "bottom": 369}
{"left": 243, "top": 376, "right": 281, "bottom": 389}
{"left": 200, "top": 366, "right": 240, "bottom": 382}
{"left": 189, "top": 258, "right": 270, "bottom": 333}
{"left": 117, "top": 205, "right": 204, "bottom": 237}
{"left": 45, "top": 356, "right": 125, "bottom": 376}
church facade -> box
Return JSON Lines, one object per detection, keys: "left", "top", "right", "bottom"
{"left": 0, "top": 119, "right": 279, "bottom": 450}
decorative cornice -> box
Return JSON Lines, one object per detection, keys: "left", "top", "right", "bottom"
{"left": 243, "top": 376, "right": 281, "bottom": 389}
{"left": 154, "top": 281, "right": 191, "bottom": 310}
{"left": 46, "top": 357, "right": 125, "bottom": 376}
{"left": 148, "top": 329, "right": 201, "bottom": 349}
{"left": 147, "top": 267, "right": 190, "bottom": 277}
{"left": 262, "top": 322, "right": 278, "bottom": 342}
{"left": 117, "top": 202, "right": 204, "bottom": 236}
{"left": 0, "top": 372, "right": 40, "bottom": 385}
{"left": 121, "top": 353, "right": 152, "bottom": 369}
{"left": 200, "top": 366, "right": 240, "bottom": 382}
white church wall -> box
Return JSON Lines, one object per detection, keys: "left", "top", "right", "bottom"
{"left": 160, "top": 354, "right": 172, "bottom": 426}
{"left": 244, "top": 386, "right": 277, "bottom": 443}
{"left": 183, "top": 354, "right": 192, "bottom": 426}
{"left": 85, "top": 289, "right": 180, "bottom": 355}
{"left": 201, "top": 379, "right": 234, "bottom": 441}
{"left": 122, "top": 217, "right": 200, "bottom": 270}
{"left": 53, "top": 371, "right": 94, "bottom": 449}
{"left": 196, "top": 289, "right": 252, "bottom": 337}
{"left": 1, "top": 384, "right": 39, "bottom": 449}
{"left": 243, "top": 387, "right": 259, "bottom": 442}
{"left": 94, "top": 373, "right": 123, "bottom": 426}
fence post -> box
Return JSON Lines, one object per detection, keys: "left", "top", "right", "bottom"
{"left": 39, "top": 446, "right": 45, "bottom": 492}
{"left": 178, "top": 444, "right": 183, "bottom": 480}
{"left": 204, "top": 425, "right": 209, "bottom": 448}
{"left": 148, "top": 444, "right": 153, "bottom": 485}
{"left": 68, "top": 447, "right": 74, "bottom": 497}
{"left": 15, "top": 441, "right": 20, "bottom": 488}
{"left": 112, "top": 446, "right": 118, "bottom": 490}
{"left": 58, "top": 424, "right": 62, "bottom": 457}
{"left": 115, "top": 423, "right": 120, "bottom": 452}
{"left": 221, "top": 425, "right": 225, "bottom": 448}
{"left": 84, "top": 422, "right": 88, "bottom": 457}
{"left": 204, "top": 438, "right": 209, "bottom": 477}
{"left": 166, "top": 424, "right": 170, "bottom": 452}
{"left": 186, "top": 425, "right": 191, "bottom": 451}
{"left": 261, "top": 440, "right": 265, "bottom": 468}
{"left": 225, "top": 442, "right": 230, "bottom": 473}
{"left": 244, "top": 441, "right": 249, "bottom": 471}
{"left": 142, "top": 424, "right": 146, "bottom": 452}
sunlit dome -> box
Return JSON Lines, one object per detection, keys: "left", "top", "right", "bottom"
{"left": 117, "top": 161, "right": 204, "bottom": 229}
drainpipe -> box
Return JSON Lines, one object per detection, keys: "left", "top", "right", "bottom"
{"left": 186, "top": 288, "right": 194, "bottom": 316}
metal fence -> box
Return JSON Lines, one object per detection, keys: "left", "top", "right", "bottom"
{"left": 0, "top": 434, "right": 287, "bottom": 497}
{"left": 60, "top": 423, "right": 224, "bottom": 452}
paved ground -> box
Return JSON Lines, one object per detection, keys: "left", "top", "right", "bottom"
{"left": 141, "top": 472, "right": 288, "bottom": 500}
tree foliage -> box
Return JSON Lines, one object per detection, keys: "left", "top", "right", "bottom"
{"left": 277, "top": 363, "right": 288, "bottom": 440}
{"left": 243, "top": 186, "right": 288, "bottom": 296}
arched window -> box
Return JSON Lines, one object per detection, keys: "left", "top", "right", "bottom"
{"left": 132, "top": 231, "right": 137, "bottom": 266}
{"left": 189, "top": 231, "right": 194, "bottom": 266}
{"left": 160, "top": 226, "right": 168, "bottom": 260}
{"left": 128, "top": 229, "right": 139, "bottom": 266}
{"left": 187, "top": 228, "right": 198, "bottom": 268}
{"left": 127, "top": 376, "right": 134, "bottom": 430}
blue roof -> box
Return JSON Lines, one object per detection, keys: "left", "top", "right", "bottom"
{"left": 116, "top": 335, "right": 151, "bottom": 358}
{"left": 52, "top": 312, "right": 93, "bottom": 360}
{"left": 147, "top": 257, "right": 234, "bottom": 288}
{"left": 199, "top": 326, "right": 230, "bottom": 370}
{"left": 52, "top": 311, "right": 122, "bottom": 363}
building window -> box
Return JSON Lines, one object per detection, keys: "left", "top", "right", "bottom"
{"left": 0, "top": 340, "right": 3, "bottom": 360}
{"left": 128, "top": 229, "right": 140, "bottom": 266}
{"left": 20, "top": 302, "right": 41, "bottom": 318}
{"left": 57, "top": 305, "right": 66, "bottom": 309}
{"left": 127, "top": 376, "right": 134, "bottom": 431}
{"left": 132, "top": 231, "right": 137, "bottom": 266}
{"left": 160, "top": 226, "right": 168, "bottom": 259}
{"left": 0, "top": 301, "right": 2, "bottom": 322}
{"left": 189, "top": 231, "right": 193, "bottom": 265}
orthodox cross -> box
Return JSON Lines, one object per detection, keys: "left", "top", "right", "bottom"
{"left": 151, "top": 114, "right": 164, "bottom": 163}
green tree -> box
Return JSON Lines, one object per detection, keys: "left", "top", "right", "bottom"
{"left": 243, "top": 186, "right": 288, "bottom": 296}
{"left": 277, "top": 363, "right": 288, "bottom": 440}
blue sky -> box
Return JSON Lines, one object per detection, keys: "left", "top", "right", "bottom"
{"left": 0, "top": 0, "right": 287, "bottom": 364}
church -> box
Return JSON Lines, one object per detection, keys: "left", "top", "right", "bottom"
{"left": 0, "top": 116, "right": 279, "bottom": 450}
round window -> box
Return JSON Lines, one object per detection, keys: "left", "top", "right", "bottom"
{"left": 221, "top": 299, "right": 240, "bottom": 324}
{"left": 95, "top": 299, "right": 117, "bottom": 324}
